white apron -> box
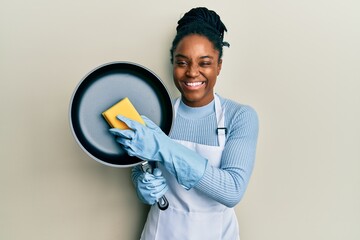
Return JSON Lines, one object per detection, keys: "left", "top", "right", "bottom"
{"left": 140, "top": 95, "right": 239, "bottom": 240}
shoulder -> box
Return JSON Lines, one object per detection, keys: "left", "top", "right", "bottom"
{"left": 217, "top": 94, "right": 259, "bottom": 134}
{"left": 218, "top": 95, "right": 258, "bottom": 119}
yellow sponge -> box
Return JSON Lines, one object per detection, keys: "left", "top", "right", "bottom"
{"left": 102, "top": 97, "right": 145, "bottom": 129}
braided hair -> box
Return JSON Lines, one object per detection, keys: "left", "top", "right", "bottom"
{"left": 170, "top": 7, "right": 230, "bottom": 63}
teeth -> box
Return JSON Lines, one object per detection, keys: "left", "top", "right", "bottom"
{"left": 186, "top": 82, "right": 203, "bottom": 87}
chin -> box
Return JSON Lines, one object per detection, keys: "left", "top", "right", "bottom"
{"left": 181, "top": 93, "right": 208, "bottom": 106}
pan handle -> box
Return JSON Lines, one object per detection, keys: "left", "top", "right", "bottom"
{"left": 157, "top": 195, "right": 169, "bottom": 210}
{"left": 140, "top": 162, "right": 169, "bottom": 211}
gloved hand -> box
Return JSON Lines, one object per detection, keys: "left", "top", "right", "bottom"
{"left": 134, "top": 168, "right": 168, "bottom": 205}
{"left": 109, "top": 115, "right": 208, "bottom": 190}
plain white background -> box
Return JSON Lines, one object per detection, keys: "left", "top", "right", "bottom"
{"left": 1, "top": 0, "right": 359, "bottom": 239}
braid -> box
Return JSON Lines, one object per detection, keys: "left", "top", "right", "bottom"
{"left": 170, "top": 7, "right": 230, "bottom": 63}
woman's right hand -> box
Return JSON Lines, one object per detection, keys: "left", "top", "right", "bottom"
{"left": 135, "top": 168, "right": 168, "bottom": 205}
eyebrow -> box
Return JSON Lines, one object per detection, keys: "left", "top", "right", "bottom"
{"left": 174, "top": 54, "right": 214, "bottom": 60}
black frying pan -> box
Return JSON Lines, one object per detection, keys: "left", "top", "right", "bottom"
{"left": 69, "top": 61, "right": 173, "bottom": 167}
{"left": 69, "top": 61, "right": 172, "bottom": 210}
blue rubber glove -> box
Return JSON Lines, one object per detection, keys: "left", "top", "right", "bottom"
{"left": 109, "top": 115, "right": 208, "bottom": 190}
{"left": 134, "top": 168, "right": 168, "bottom": 205}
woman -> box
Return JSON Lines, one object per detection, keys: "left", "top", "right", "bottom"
{"left": 110, "top": 7, "right": 259, "bottom": 240}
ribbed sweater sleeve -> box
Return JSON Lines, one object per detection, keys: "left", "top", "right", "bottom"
{"left": 170, "top": 96, "right": 259, "bottom": 207}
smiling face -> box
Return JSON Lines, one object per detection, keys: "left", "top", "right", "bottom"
{"left": 172, "top": 34, "right": 222, "bottom": 107}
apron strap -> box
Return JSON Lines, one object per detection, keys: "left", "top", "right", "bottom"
{"left": 214, "top": 94, "right": 226, "bottom": 147}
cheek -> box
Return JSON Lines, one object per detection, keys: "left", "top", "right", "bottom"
{"left": 172, "top": 68, "right": 182, "bottom": 88}
{"left": 172, "top": 67, "right": 183, "bottom": 80}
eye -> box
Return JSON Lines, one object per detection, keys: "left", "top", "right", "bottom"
{"left": 176, "top": 60, "right": 188, "bottom": 67}
{"left": 199, "top": 61, "right": 212, "bottom": 67}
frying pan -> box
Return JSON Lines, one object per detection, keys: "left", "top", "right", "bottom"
{"left": 69, "top": 61, "right": 173, "bottom": 209}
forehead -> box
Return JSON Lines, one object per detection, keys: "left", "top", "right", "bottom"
{"left": 174, "top": 34, "right": 219, "bottom": 58}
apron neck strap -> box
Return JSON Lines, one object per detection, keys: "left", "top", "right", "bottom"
{"left": 214, "top": 95, "right": 226, "bottom": 147}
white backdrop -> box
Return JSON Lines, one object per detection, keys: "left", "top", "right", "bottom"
{"left": 1, "top": 0, "right": 359, "bottom": 239}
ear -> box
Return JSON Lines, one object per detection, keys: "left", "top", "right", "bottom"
{"left": 217, "top": 59, "right": 223, "bottom": 76}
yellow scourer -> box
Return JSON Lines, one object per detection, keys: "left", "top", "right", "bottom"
{"left": 102, "top": 97, "right": 145, "bottom": 129}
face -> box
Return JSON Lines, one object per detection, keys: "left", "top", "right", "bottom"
{"left": 172, "top": 34, "right": 222, "bottom": 107}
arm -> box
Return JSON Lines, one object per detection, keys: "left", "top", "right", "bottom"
{"left": 110, "top": 115, "right": 208, "bottom": 190}
{"left": 195, "top": 106, "right": 259, "bottom": 207}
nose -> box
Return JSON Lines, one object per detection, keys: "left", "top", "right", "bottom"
{"left": 186, "top": 64, "right": 200, "bottom": 77}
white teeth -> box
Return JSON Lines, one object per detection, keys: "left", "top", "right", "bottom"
{"left": 186, "top": 82, "right": 203, "bottom": 86}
